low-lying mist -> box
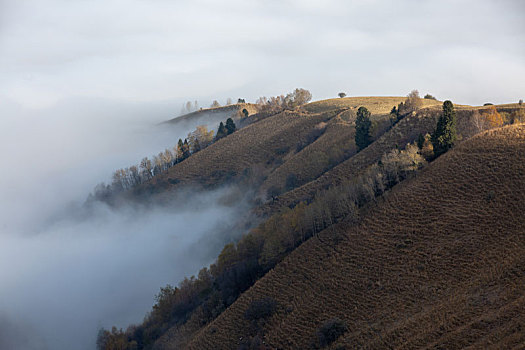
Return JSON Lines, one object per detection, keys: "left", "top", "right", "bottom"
{"left": 0, "top": 99, "right": 251, "bottom": 350}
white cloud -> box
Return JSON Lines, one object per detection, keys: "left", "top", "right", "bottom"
{"left": 0, "top": 0, "right": 523, "bottom": 107}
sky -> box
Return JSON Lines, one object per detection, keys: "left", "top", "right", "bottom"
{"left": 1, "top": 0, "right": 524, "bottom": 109}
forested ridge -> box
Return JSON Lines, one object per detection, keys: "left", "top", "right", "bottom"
{"left": 94, "top": 91, "right": 525, "bottom": 350}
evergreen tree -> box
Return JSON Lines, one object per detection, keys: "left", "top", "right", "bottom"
{"left": 215, "top": 121, "right": 227, "bottom": 141}
{"left": 355, "top": 106, "right": 372, "bottom": 151}
{"left": 242, "top": 108, "right": 249, "bottom": 118}
{"left": 417, "top": 133, "right": 425, "bottom": 149}
{"left": 177, "top": 139, "right": 185, "bottom": 160}
{"left": 225, "top": 118, "right": 236, "bottom": 135}
{"left": 431, "top": 100, "right": 457, "bottom": 157}
{"left": 182, "top": 139, "right": 191, "bottom": 158}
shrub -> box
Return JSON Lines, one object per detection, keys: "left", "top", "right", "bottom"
{"left": 483, "top": 103, "right": 493, "bottom": 106}
{"left": 267, "top": 186, "right": 282, "bottom": 200}
{"left": 424, "top": 93, "right": 436, "bottom": 100}
{"left": 317, "top": 318, "right": 348, "bottom": 347}
{"left": 511, "top": 109, "right": 525, "bottom": 124}
{"left": 244, "top": 297, "right": 277, "bottom": 321}
{"left": 519, "top": 99, "right": 523, "bottom": 106}
{"left": 338, "top": 92, "right": 347, "bottom": 98}
{"left": 416, "top": 133, "right": 425, "bottom": 149}
{"left": 285, "top": 173, "right": 299, "bottom": 191}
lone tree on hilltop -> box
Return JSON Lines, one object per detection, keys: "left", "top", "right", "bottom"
{"left": 225, "top": 117, "right": 237, "bottom": 135}
{"left": 215, "top": 121, "right": 227, "bottom": 141}
{"left": 355, "top": 106, "right": 372, "bottom": 151}
{"left": 338, "top": 92, "right": 347, "bottom": 98}
{"left": 431, "top": 100, "right": 457, "bottom": 157}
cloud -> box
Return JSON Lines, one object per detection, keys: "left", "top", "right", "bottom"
{"left": 0, "top": 185, "right": 251, "bottom": 350}
{"left": 0, "top": 98, "right": 253, "bottom": 349}
{"left": 0, "top": 0, "right": 523, "bottom": 107}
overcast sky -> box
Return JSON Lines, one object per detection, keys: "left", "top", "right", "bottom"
{"left": 1, "top": 0, "right": 524, "bottom": 108}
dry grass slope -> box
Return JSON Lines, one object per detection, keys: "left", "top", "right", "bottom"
{"left": 135, "top": 109, "right": 339, "bottom": 196}
{"left": 186, "top": 124, "right": 525, "bottom": 349}
{"left": 303, "top": 96, "right": 443, "bottom": 114}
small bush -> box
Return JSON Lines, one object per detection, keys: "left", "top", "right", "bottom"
{"left": 285, "top": 173, "right": 299, "bottom": 191}
{"left": 317, "top": 318, "right": 348, "bottom": 347}
{"left": 483, "top": 103, "right": 493, "bottom": 106}
{"left": 424, "top": 93, "right": 436, "bottom": 100}
{"left": 519, "top": 99, "right": 523, "bottom": 106}
{"left": 244, "top": 297, "right": 277, "bottom": 321}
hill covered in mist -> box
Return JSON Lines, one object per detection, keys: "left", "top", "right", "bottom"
{"left": 94, "top": 91, "right": 525, "bottom": 350}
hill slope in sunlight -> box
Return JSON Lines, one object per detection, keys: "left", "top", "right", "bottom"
{"left": 185, "top": 124, "right": 525, "bottom": 349}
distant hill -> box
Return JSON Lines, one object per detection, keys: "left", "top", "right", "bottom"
{"left": 162, "top": 103, "right": 257, "bottom": 131}
{"left": 185, "top": 124, "right": 525, "bottom": 349}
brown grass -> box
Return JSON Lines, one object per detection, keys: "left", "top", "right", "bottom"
{"left": 264, "top": 105, "right": 524, "bottom": 214}
{"left": 303, "top": 96, "right": 444, "bottom": 114}
{"left": 184, "top": 124, "right": 525, "bottom": 349}
{"left": 133, "top": 109, "right": 340, "bottom": 198}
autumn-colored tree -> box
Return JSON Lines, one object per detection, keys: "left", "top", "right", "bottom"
{"left": 211, "top": 100, "right": 221, "bottom": 108}
{"left": 403, "top": 89, "right": 422, "bottom": 114}
{"left": 482, "top": 105, "right": 504, "bottom": 129}
{"left": 140, "top": 157, "right": 153, "bottom": 180}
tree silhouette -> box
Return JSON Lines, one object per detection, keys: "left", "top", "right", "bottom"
{"left": 355, "top": 106, "right": 372, "bottom": 151}
{"left": 431, "top": 100, "right": 457, "bottom": 157}
{"left": 216, "top": 122, "right": 227, "bottom": 141}
{"left": 225, "top": 118, "right": 236, "bottom": 135}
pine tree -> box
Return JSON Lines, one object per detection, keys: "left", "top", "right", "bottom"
{"left": 182, "top": 139, "right": 191, "bottom": 158}
{"left": 355, "top": 106, "right": 372, "bottom": 151}
{"left": 177, "top": 139, "right": 184, "bottom": 160}
{"left": 431, "top": 100, "right": 457, "bottom": 157}
{"left": 215, "top": 122, "right": 227, "bottom": 141}
{"left": 225, "top": 118, "right": 236, "bottom": 135}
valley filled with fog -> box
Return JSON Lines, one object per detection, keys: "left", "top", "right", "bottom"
{"left": 0, "top": 99, "right": 248, "bottom": 350}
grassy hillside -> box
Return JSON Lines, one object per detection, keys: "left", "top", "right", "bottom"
{"left": 263, "top": 103, "right": 523, "bottom": 214}
{"left": 185, "top": 124, "right": 525, "bottom": 349}
{"left": 303, "top": 96, "right": 442, "bottom": 114}
{"left": 98, "top": 96, "right": 525, "bottom": 350}
{"left": 133, "top": 109, "right": 339, "bottom": 197}
{"left": 138, "top": 97, "right": 421, "bottom": 199}
{"left": 163, "top": 103, "right": 257, "bottom": 130}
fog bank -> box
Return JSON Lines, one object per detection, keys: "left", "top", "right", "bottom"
{"left": 0, "top": 99, "right": 251, "bottom": 349}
